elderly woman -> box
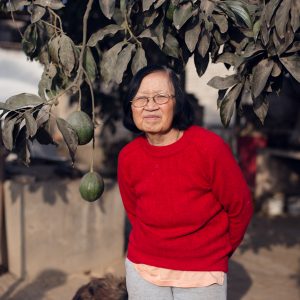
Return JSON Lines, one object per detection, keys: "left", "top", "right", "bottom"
{"left": 118, "top": 65, "right": 253, "bottom": 300}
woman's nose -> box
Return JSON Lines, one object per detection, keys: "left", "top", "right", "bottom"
{"left": 144, "top": 97, "right": 159, "bottom": 110}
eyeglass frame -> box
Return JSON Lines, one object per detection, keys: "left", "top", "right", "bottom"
{"left": 130, "top": 94, "right": 175, "bottom": 108}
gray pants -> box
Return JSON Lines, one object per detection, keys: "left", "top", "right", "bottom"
{"left": 125, "top": 258, "right": 227, "bottom": 300}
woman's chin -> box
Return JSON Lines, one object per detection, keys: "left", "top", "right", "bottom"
{"left": 141, "top": 124, "right": 161, "bottom": 134}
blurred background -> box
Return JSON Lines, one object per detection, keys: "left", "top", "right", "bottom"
{"left": 0, "top": 2, "right": 299, "bottom": 300}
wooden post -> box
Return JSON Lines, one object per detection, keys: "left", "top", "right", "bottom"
{"left": 0, "top": 134, "right": 8, "bottom": 270}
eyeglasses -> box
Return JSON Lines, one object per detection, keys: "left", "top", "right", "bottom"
{"left": 130, "top": 94, "right": 175, "bottom": 108}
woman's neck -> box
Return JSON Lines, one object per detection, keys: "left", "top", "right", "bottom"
{"left": 146, "top": 128, "right": 182, "bottom": 146}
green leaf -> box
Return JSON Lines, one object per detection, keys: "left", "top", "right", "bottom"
{"left": 163, "top": 33, "right": 179, "bottom": 58}
{"left": 242, "top": 43, "right": 264, "bottom": 58}
{"left": 217, "top": 89, "right": 227, "bottom": 109}
{"left": 139, "top": 29, "right": 160, "bottom": 46}
{"left": 204, "top": 18, "right": 214, "bottom": 32}
{"left": 35, "top": 126, "right": 57, "bottom": 146}
{"left": 22, "top": 24, "right": 38, "bottom": 57}
{"left": 215, "top": 52, "right": 243, "bottom": 68}
{"left": 252, "top": 20, "right": 260, "bottom": 41}
{"left": 155, "top": 0, "right": 166, "bottom": 9}
{"left": 34, "top": 0, "right": 65, "bottom": 10}
{"left": 7, "top": 0, "right": 30, "bottom": 11}
{"left": 207, "top": 74, "right": 239, "bottom": 90}
{"left": 194, "top": 51, "right": 209, "bottom": 77}
{"left": 38, "top": 63, "right": 57, "bottom": 99}
{"left": 235, "top": 37, "right": 248, "bottom": 54}
{"left": 5, "top": 93, "right": 45, "bottom": 110}
{"left": 253, "top": 96, "right": 269, "bottom": 124}
{"left": 31, "top": 5, "right": 46, "bottom": 23}
{"left": 260, "top": 19, "right": 270, "bottom": 46}
{"left": 35, "top": 106, "right": 50, "bottom": 127}
{"left": 2, "top": 117, "right": 18, "bottom": 151}
{"left": 198, "top": 30, "right": 211, "bottom": 58}
{"left": 275, "top": 0, "right": 292, "bottom": 39}
{"left": 286, "top": 41, "right": 300, "bottom": 53}
{"left": 279, "top": 55, "right": 300, "bottom": 82}
{"left": 143, "top": 0, "right": 153, "bottom": 11}
{"left": 213, "top": 30, "right": 228, "bottom": 45}
{"left": 131, "top": 47, "right": 147, "bottom": 75}
{"left": 112, "top": 8, "right": 125, "bottom": 25}
{"left": 239, "top": 28, "right": 254, "bottom": 38}
{"left": 14, "top": 127, "right": 31, "bottom": 166}
{"left": 145, "top": 11, "right": 159, "bottom": 27}
{"left": 219, "top": 0, "right": 252, "bottom": 28}
{"left": 200, "top": 0, "right": 215, "bottom": 15}
{"left": 87, "top": 24, "right": 123, "bottom": 47}
{"left": 271, "top": 61, "right": 282, "bottom": 77}
{"left": 166, "top": 2, "right": 176, "bottom": 20}
{"left": 210, "top": 38, "right": 221, "bottom": 63}
{"left": 120, "top": 0, "right": 126, "bottom": 15}
{"left": 49, "top": 35, "right": 61, "bottom": 64}
{"left": 240, "top": 79, "right": 252, "bottom": 106}
{"left": 49, "top": 0, "right": 65, "bottom": 10}
{"left": 290, "top": 0, "right": 300, "bottom": 32}
{"left": 59, "top": 34, "right": 76, "bottom": 77}
{"left": 185, "top": 20, "right": 201, "bottom": 52}
{"left": 56, "top": 118, "right": 78, "bottom": 163}
{"left": 83, "top": 47, "right": 97, "bottom": 83}
{"left": 273, "top": 23, "right": 294, "bottom": 55}
{"left": 114, "top": 44, "right": 135, "bottom": 84}
{"left": 220, "top": 83, "right": 243, "bottom": 127}
{"left": 252, "top": 58, "right": 274, "bottom": 98}
{"left": 173, "top": 2, "right": 193, "bottom": 30}
{"left": 212, "top": 14, "right": 228, "bottom": 33}
{"left": 24, "top": 112, "right": 38, "bottom": 138}
{"left": 100, "top": 41, "right": 127, "bottom": 83}
{"left": 264, "top": 0, "right": 281, "bottom": 27}
{"left": 37, "top": 44, "right": 50, "bottom": 66}
{"left": 99, "top": 0, "right": 115, "bottom": 19}
{"left": 153, "top": 21, "right": 164, "bottom": 48}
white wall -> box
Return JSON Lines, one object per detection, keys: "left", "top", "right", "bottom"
{"left": 185, "top": 57, "right": 234, "bottom": 127}
{"left": 0, "top": 48, "right": 43, "bottom": 102}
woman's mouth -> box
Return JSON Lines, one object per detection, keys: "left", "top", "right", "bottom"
{"left": 143, "top": 115, "right": 160, "bottom": 120}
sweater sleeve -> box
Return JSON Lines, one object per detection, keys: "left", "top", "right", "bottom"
{"left": 117, "top": 151, "right": 137, "bottom": 227}
{"left": 209, "top": 138, "right": 253, "bottom": 254}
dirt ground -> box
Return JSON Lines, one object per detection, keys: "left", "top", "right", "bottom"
{"left": 0, "top": 214, "right": 299, "bottom": 300}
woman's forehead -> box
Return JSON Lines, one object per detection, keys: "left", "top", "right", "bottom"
{"left": 137, "top": 71, "right": 174, "bottom": 93}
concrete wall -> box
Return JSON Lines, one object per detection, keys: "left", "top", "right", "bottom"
{"left": 4, "top": 164, "right": 125, "bottom": 278}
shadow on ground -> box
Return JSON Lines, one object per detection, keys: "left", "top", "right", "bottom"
{"left": 0, "top": 269, "right": 67, "bottom": 300}
{"left": 240, "top": 215, "right": 300, "bottom": 253}
{"left": 228, "top": 260, "right": 252, "bottom": 300}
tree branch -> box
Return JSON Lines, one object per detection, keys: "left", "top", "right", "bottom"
{"left": 77, "top": 0, "right": 94, "bottom": 77}
{"left": 48, "top": 0, "right": 94, "bottom": 106}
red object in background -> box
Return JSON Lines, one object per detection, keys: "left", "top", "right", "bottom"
{"left": 238, "top": 135, "right": 267, "bottom": 189}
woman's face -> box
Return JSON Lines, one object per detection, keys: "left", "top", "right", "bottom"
{"left": 131, "top": 71, "right": 176, "bottom": 135}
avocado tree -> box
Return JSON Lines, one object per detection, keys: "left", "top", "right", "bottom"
{"left": 0, "top": 0, "right": 299, "bottom": 200}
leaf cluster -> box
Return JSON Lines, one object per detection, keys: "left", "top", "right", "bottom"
{"left": 92, "top": 0, "right": 299, "bottom": 127}
{"left": 208, "top": 0, "right": 300, "bottom": 126}
{"left": 0, "top": 0, "right": 98, "bottom": 164}
{"left": 1, "top": 0, "right": 299, "bottom": 165}
{"left": 0, "top": 93, "right": 55, "bottom": 165}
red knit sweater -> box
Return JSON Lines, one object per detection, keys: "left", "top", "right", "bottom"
{"left": 118, "top": 125, "right": 253, "bottom": 272}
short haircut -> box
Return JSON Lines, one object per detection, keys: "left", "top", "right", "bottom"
{"left": 123, "top": 65, "right": 194, "bottom": 133}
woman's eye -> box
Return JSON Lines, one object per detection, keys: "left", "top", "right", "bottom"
{"left": 156, "top": 95, "right": 168, "bottom": 100}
